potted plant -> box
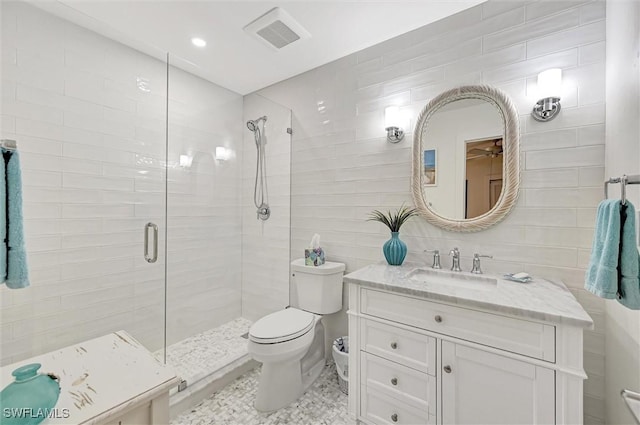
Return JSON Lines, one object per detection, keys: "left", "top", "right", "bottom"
{"left": 367, "top": 204, "right": 417, "bottom": 266}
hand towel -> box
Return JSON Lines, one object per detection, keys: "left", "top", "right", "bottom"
{"left": 617, "top": 201, "right": 640, "bottom": 310}
{"left": 585, "top": 199, "right": 622, "bottom": 298}
{"left": 4, "top": 149, "right": 29, "bottom": 289}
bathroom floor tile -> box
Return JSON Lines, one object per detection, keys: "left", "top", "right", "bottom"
{"left": 156, "top": 318, "right": 252, "bottom": 387}
{"left": 172, "top": 363, "right": 350, "bottom": 425}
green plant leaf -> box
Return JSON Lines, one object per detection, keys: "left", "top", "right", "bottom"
{"left": 367, "top": 203, "right": 417, "bottom": 232}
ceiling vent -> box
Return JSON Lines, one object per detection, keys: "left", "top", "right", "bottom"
{"left": 244, "top": 7, "right": 311, "bottom": 51}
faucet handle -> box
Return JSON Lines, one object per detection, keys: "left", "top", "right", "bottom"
{"left": 424, "top": 249, "right": 441, "bottom": 269}
{"left": 471, "top": 253, "right": 493, "bottom": 274}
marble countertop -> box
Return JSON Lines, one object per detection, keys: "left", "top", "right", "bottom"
{"left": 344, "top": 261, "right": 593, "bottom": 328}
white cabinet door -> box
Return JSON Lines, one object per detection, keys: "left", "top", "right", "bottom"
{"left": 441, "top": 341, "right": 555, "bottom": 425}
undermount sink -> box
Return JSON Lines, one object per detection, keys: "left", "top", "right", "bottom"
{"left": 405, "top": 267, "right": 498, "bottom": 289}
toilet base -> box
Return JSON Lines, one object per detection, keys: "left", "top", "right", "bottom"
{"left": 252, "top": 320, "right": 326, "bottom": 412}
{"left": 254, "top": 359, "right": 303, "bottom": 412}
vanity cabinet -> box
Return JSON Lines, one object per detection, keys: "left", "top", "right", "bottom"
{"left": 440, "top": 341, "right": 554, "bottom": 425}
{"left": 347, "top": 277, "right": 591, "bottom": 425}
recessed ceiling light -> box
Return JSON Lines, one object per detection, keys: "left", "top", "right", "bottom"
{"left": 191, "top": 37, "right": 207, "bottom": 47}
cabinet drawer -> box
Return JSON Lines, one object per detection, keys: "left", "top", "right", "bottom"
{"left": 361, "top": 385, "right": 435, "bottom": 425}
{"left": 361, "top": 288, "right": 555, "bottom": 362}
{"left": 361, "top": 352, "right": 436, "bottom": 413}
{"left": 361, "top": 318, "right": 437, "bottom": 375}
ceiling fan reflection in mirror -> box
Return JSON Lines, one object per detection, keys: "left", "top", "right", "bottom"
{"left": 467, "top": 138, "right": 503, "bottom": 159}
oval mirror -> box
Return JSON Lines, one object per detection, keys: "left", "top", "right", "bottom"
{"left": 411, "top": 85, "right": 520, "bottom": 232}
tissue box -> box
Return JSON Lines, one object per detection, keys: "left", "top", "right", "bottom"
{"left": 305, "top": 248, "right": 325, "bottom": 266}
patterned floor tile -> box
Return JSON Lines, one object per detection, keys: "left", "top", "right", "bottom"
{"left": 156, "top": 318, "right": 252, "bottom": 385}
{"left": 172, "top": 363, "right": 350, "bottom": 425}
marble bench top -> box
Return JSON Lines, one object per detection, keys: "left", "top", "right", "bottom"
{"left": 344, "top": 261, "right": 593, "bottom": 328}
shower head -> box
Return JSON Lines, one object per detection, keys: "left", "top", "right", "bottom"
{"left": 246, "top": 116, "right": 267, "bottom": 132}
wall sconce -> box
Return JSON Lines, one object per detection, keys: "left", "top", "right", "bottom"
{"left": 179, "top": 154, "right": 193, "bottom": 168}
{"left": 215, "top": 146, "right": 231, "bottom": 161}
{"left": 385, "top": 106, "right": 405, "bottom": 143}
{"left": 532, "top": 68, "right": 562, "bottom": 122}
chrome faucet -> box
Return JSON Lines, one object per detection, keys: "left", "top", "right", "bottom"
{"left": 449, "top": 248, "right": 462, "bottom": 272}
{"left": 470, "top": 253, "right": 493, "bottom": 274}
{"left": 424, "top": 249, "right": 441, "bottom": 269}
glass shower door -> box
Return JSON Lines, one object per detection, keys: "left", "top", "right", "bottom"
{"left": 0, "top": 1, "right": 169, "bottom": 364}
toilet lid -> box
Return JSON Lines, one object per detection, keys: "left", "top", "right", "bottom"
{"left": 249, "top": 308, "right": 315, "bottom": 344}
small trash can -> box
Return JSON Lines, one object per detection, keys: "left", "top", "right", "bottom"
{"left": 332, "top": 336, "right": 349, "bottom": 394}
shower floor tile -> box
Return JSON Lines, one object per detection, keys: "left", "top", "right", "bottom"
{"left": 171, "top": 363, "right": 351, "bottom": 425}
{"left": 157, "top": 317, "right": 253, "bottom": 386}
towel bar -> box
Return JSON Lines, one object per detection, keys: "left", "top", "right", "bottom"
{"left": 604, "top": 174, "right": 640, "bottom": 205}
{"left": 0, "top": 139, "right": 16, "bottom": 151}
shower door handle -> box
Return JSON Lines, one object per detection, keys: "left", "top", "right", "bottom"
{"left": 144, "top": 222, "right": 158, "bottom": 263}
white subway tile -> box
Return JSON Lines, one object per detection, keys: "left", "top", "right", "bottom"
{"left": 520, "top": 128, "right": 578, "bottom": 152}
{"left": 486, "top": 8, "right": 581, "bottom": 52}
{"left": 525, "top": 1, "right": 586, "bottom": 22}
{"left": 521, "top": 168, "right": 579, "bottom": 188}
{"left": 446, "top": 43, "right": 526, "bottom": 79}
{"left": 507, "top": 207, "right": 577, "bottom": 227}
{"left": 580, "top": 1, "right": 606, "bottom": 24}
{"left": 579, "top": 41, "right": 605, "bottom": 66}
{"left": 525, "top": 187, "right": 601, "bottom": 207}
{"left": 1, "top": 115, "right": 16, "bottom": 133}
{"left": 526, "top": 145, "right": 604, "bottom": 170}
{"left": 578, "top": 124, "right": 605, "bottom": 146}
{"left": 577, "top": 208, "right": 598, "bottom": 228}
{"left": 579, "top": 167, "right": 605, "bottom": 187}
{"left": 525, "top": 103, "right": 604, "bottom": 133}
{"left": 486, "top": 49, "right": 578, "bottom": 85}
{"left": 527, "top": 20, "right": 605, "bottom": 59}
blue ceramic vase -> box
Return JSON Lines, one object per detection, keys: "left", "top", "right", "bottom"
{"left": 383, "top": 232, "right": 407, "bottom": 266}
{"left": 0, "top": 363, "right": 61, "bottom": 425}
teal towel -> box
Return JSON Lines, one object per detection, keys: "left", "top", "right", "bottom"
{"left": 2, "top": 148, "right": 29, "bottom": 289}
{"left": 617, "top": 201, "right": 640, "bottom": 310}
{"left": 585, "top": 199, "right": 640, "bottom": 309}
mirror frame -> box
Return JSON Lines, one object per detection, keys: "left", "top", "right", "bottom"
{"left": 411, "top": 85, "right": 520, "bottom": 232}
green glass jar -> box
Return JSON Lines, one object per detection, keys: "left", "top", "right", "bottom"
{"left": 0, "top": 363, "right": 61, "bottom": 425}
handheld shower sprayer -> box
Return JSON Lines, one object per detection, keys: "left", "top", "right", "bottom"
{"left": 247, "top": 116, "right": 270, "bottom": 220}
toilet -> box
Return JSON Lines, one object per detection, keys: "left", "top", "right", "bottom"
{"left": 248, "top": 258, "right": 345, "bottom": 412}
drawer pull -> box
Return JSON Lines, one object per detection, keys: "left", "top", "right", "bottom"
{"left": 434, "top": 315, "right": 443, "bottom": 323}
{"left": 390, "top": 377, "right": 398, "bottom": 386}
{"left": 391, "top": 413, "right": 398, "bottom": 422}
{"left": 444, "top": 365, "right": 452, "bottom": 373}
{"left": 390, "top": 342, "right": 398, "bottom": 349}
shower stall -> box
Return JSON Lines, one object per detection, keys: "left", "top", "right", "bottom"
{"left": 0, "top": 0, "right": 291, "bottom": 408}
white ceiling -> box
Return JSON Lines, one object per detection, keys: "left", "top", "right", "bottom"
{"left": 32, "top": 0, "right": 485, "bottom": 95}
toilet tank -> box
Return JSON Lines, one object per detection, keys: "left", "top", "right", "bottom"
{"left": 291, "top": 259, "right": 346, "bottom": 314}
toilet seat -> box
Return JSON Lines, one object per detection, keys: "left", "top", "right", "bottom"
{"left": 249, "top": 308, "right": 315, "bottom": 344}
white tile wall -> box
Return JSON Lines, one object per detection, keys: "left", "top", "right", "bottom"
{"left": 0, "top": 2, "right": 243, "bottom": 363}
{"left": 241, "top": 94, "right": 291, "bottom": 322}
{"left": 256, "top": 1, "right": 607, "bottom": 421}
